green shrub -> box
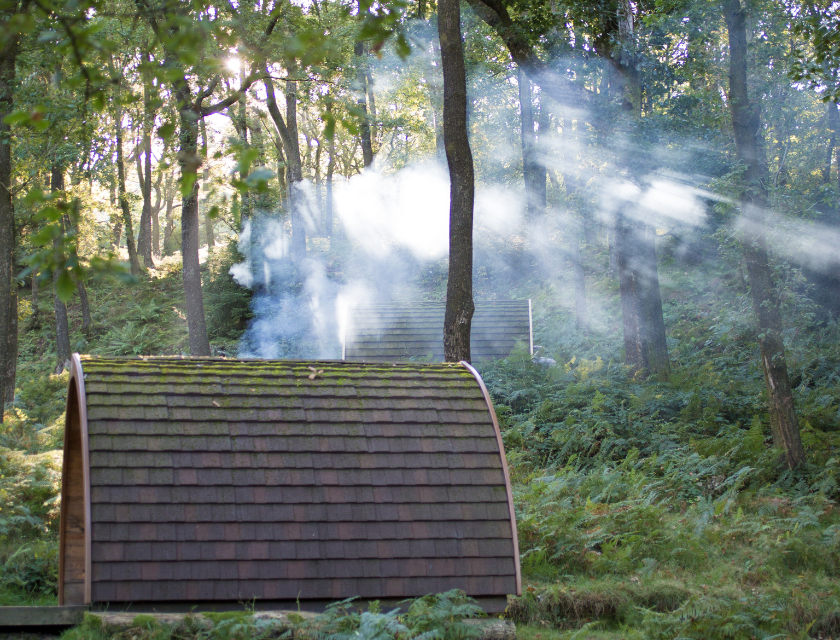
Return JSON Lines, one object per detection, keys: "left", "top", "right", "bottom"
{"left": 202, "top": 243, "right": 252, "bottom": 348}
{"left": 0, "top": 450, "right": 61, "bottom": 529}
{"left": 0, "top": 540, "right": 58, "bottom": 596}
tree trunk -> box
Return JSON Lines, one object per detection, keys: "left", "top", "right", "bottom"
{"left": 823, "top": 102, "right": 838, "bottom": 185}
{"left": 0, "top": 20, "right": 19, "bottom": 415}
{"left": 109, "top": 167, "right": 116, "bottom": 206}
{"left": 115, "top": 98, "right": 141, "bottom": 276}
{"left": 599, "top": 1, "right": 669, "bottom": 378}
{"left": 367, "top": 72, "right": 377, "bottom": 118}
{"left": 6, "top": 278, "right": 16, "bottom": 405}
{"left": 250, "top": 112, "right": 272, "bottom": 219}
{"left": 429, "top": 39, "right": 446, "bottom": 161}
{"left": 519, "top": 67, "right": 539, "bottom": 218}
{"left": 615, "top": 0, "right": 641, "bottom": 114}
{"left": 639, "top": 225, "right": 669, "bottom": 375}
{"left": 247, "top": 110, "right": 268, "bottom": 290}
{"left": 51, "top": 166, "right": 71, "bottom": 373}
{"left": 326, "top": 104, "right": 335, "bottom": 239}
{"left": 135, "top": 140, "right": 150, "bottom": 258}
{"left": 419, "top": 32, "right": 445, "bottom": 162}
{"left": 313, "top": 138, "right": 322, "bottom": 231}
{"left": 264, "top": 70, "right": 305, "bottom": 263}
{"left": 355, "top": 43, "right": 374, "bottom": 168}
{"left": 108, "top": 158, "right": 122, "bottom": 250}
{"left": 272, "top": 134, "right": 289, "bottom": 215}
{"left": 287, "top": 79, "right": 306, "bottom": 264}
{"left": 533, "top": 95, "right": 548, "bottom": 215}
{"left": 616, "top": 214, "right": 669, "bottom": 377}
{"left": 237, "top": 64, "right": 252, "bottom": 234}
{"left": 152, "top": 170, "right": 162, "bottom": 257}
{"left": 60, "top": 207, "right": 92, "bottom": 338}
{"left": 367, "top": 70, "right": 377, "bottom": 150}
{"left": 163, "top": 172, "right": 176, "bottom": 256}
{"left": 199, "top": 115, "right": 215, "bottom": 248}
{"left": 27, "top": 272, "right": 40, "bottom": 331}
{"left": 111, "top": 217, "right": 122, "bottom": 252}
{"left": 141, "top": 0, "right": 250, "bottom": 357}
{"left": 611, "top": 0, "right": 669, "bottom": 378}
{"left": 616, "top": 213, "right": 643, "bottom": 371}
{"left": 53, "top": 265, "right": 71, "bottom": 373}
{"left": 561, "top": 115, "right": 586, "bottom": 331}
{"left": 175, "top": 88, "right": 211, "bottom": 356}
{"left": 724, "top": 0, "right": 805, "bottom": 469}
{"left": 137, "top": 56, "right": 155, "bottom": 269}
{"left": 438, "top": 0, "right": 475, "bottom": 362}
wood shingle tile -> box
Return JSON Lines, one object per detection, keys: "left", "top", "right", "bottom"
{"left": 59, "top": 356, "right": 520, "bottom": 610}
{"left": 344, "top": 301, "right": 532, "bottom": 362}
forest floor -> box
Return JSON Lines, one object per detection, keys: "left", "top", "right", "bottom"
{"left": 2, "top": 240, "right": 840, "bottom": 639}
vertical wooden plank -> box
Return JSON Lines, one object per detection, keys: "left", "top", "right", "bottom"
{"left": 59, "top": 355, "right": 91, "bottom": 606}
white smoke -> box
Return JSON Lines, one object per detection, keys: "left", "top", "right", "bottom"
{"left": 229, "top": 159, "right": 542, "bottom": 359}
{"left": 336, "top": 162, "right": 451, "bottom": 260}
{"left": 229, "top": 221, "right": 254, "bottom": 288}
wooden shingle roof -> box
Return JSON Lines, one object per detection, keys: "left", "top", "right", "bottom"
{"left": 59, "top": 355, "right": 520, "bottom": 611}
{"left": 343, "top": 300, "right": 532, "bottom": 363}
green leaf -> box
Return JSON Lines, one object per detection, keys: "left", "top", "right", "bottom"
{"left": 244, "top": 167, "right": 275, "bottom": 192}
{"left": 55, "top": 271, "right": 76, "bottom": 303}
{"left": 235, "top": 147, "right": 260, "bottom": 177}
{"left": 157, "top": 122, "right": 176, "bottom": 140}
{"left": 23, "top": 189, "right": 46, "bottom": 206}
{"left": 324, "top": 114, "right": 336, "bottom": 142}
{"left": 37, "top": 206, "right": 63, "bottom": 223}
{"left": 395, "top": 33, "right": 411, "bottom": 59}
{"left": 179, "top": 173, "right": 198, "bottom": 198}
{"left": 32, "top": 226, "right": 58, "bottom": 246}
{"left": 3, "top": 110, "right": 32, "bottom": 126}
{"left": 91, "top": 91, "right": 107, "bottom": 112}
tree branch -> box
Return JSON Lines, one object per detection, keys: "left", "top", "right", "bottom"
{"left": 196, "top": 77, "right": 220, "bottom": 107}
{"left": 463, "top": 0, "right": 592, "bottom": 109}
{"left": 199, "top": 72, "right": 263, "bottom": 116}
{"left": 263, "top": 66, "right": 294, "bottom": 156}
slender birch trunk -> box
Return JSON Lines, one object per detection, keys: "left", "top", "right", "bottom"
{"left": 138, "top": 53, "right": 155, "bottom": 268}
{"left": 355, "top": 42, "right": 374, "bottom": 168}
{"left": 199, "top": 115, "right": 215, "bottom": 249}
{"left": 114, "top": 91, "right": 141, "bottom": 276}
{"left": 51, "top": 166, "right": 71, "bottom": 373}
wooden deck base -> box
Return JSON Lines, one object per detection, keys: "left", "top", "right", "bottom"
{"left": 0, "top": 606, "right": 87, "bottom": 629}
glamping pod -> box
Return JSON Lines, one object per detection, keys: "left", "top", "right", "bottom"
{"left": 59, "top": 355, "right": 520, "bottom": 612}
{"left": 343, "top": 300, "right": 533, "bottom": 363}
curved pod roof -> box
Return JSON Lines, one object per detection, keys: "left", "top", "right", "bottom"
{"left": 343, "top": 300, "right": 533, "bottom": 363}
{"left": 59, "top": 355, "right": 520, "bottom": 611}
